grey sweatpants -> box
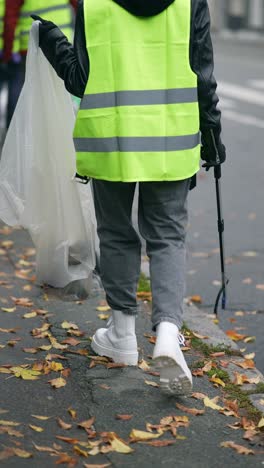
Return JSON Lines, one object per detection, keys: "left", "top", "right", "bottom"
{"left": 92, "top": 179, "right": 190, "bottom": 330}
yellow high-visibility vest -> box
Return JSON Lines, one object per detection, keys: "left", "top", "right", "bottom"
{"left": 0, "top": 0, "right": 4, "bottom": 54}
{"left": 16, "top": 0, "right": 73, "bottom": 52}
{"left": 74, "top": 0, "right": 200, "bottom": 182}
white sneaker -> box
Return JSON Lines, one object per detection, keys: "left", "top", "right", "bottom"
{"left": 91, "top": 310, "right": 138, "bottom": 366}
{"left": 153, "top": 322, "right": 193, "bottom": 396}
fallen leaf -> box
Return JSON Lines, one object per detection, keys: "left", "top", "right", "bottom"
{"left": 258, "top": 417, "right": 264, "bottom": 428}
{"left": 256, "top": 284, "right": 264, "bottom": 291}
{"left": 191, "top": 392, "right": 207, "bottom": 400}
{"left": 61, "top": 337, "right": 81, "bottom": 346}
{"left": 202, "top": 361, "right": 214, "bottom": 372}
{"left": 130, "top": 429, "right": 162, "bottom": 441}
{"left": 176, "top": 403, "right": 205, "bottom": 416}
{"left": 32, "top": 443, "right": 60, "bottom": 454}
{"left": 192, "top": 369, "right": 204, "bottom": 377}
{"left": 0, "top": 420, "right": 20, "bottom": 426}
{"left": 244, "top": 336, "right": 256, "bottom": 343}
{"left": 23, "top": 312, "right": 37, "bottom": 319}
{"left": 10, "top": 367, "right": 41, "bottom": 380}
{"left": 209, "top": 376, "right": 226, "bottom": 387}
{"left": 83, "top": 464, "right": 111, "bottom": 468}
{"left": 233, "top": 359, "right": 255, "bottom": 370}
{"left": 203, "top": 396, "right": 223, "bottom": 411}
{"left": 108, "top": 432, "right": 133, "bottom": 453}
{"left": 48, "top": 378, "right": 66, "bottom": 389}
{"left": 0, "top": 328, "right": 18, "bottom": 333}
{"left": 11, "top": 297, "right": 33, "bottom": 307}
{"left": 73, "top": 445, "right": 89, "bottom": 457}
{"left": 210, "top": 352, "right": 226, "bottom": 358}
{"left": 192, "top": 332, "right": 209, "bottom": 340}
{"left": 98, "top": 314, "right": 110, "bottom": 321}
{"left": 56, "top": 436, "right": 81, "bottom": 445}
{"left": 31, "top": 415, "right": 52, "bottom": 421}
{"left": 68, "top": 408, "right": 77, "bottom": 419}
{"left": 29, "top": 424, "right": 44, "bottom": 432}
{"left": 225, "top": 330, "right": 247, "bottom": 341}
{"left": 235, "top": 311, "right": 245, "bottom": 316}
{"left": 244, "top": 353, "right": 255, "bottom": 360}
{"left": 96, "top": 306, "right": 111, "bottom": 312}
{"left": 23, "top": 348, "right": 38, "bottom": 354}
{"left": 0, "top": 426, "right": 24, "bottom": 437}
{"left": 12, "top": 448, "right": 33, "bottom": 458}
{"left": 61, "top": 321, "right": 79, "bottom": 330}
{"left": 242, "top": 251, "right": 257, "bottom": 257}
{"left": 49, "top": 362, "right": 64, "bottom": 372}
{"left": 190, "top": 295, "right": 202, "bottom": 304}
{"left": 138, "top": 360, "right": 150, "bottom": 372}
{"left": 142, "top": 439, "right": 176, "bottom": 447}
{"left": 1, "top": 240, "right": 14, "bottom": 249}
{"left": 0, "top": 368, "right": 12, "bottom": 374}
{"left": 116, "top": 414, "right": 133, "bottom": 421}
{"left": 57, "top": 418, "right": 72, "bottom": 430}
{"left": 1, "top": 307, "right": 16, "bottom": 313}
{"left": 144, "top": 380, "right": 159, "bottom": 388}
{"left": 78, "top": 417, "right": 95, "bottom": 429}
{"left": 221, "top": 441, "right": 254, "bottom": 455}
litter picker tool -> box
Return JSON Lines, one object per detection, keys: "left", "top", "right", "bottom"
{"left": 213, "top": 164, "right": 229, "bottom": 315}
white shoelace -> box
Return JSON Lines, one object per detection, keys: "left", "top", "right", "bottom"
{"left": 178, "top": 333, "right": 186, "bottom": 346}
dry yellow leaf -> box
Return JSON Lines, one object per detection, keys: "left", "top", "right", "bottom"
{"left": 68, "top": 408, "right": 77, "bottom": 419}
{"left": 258, "top": 417, "right": 264, "bottom": 428}
{"left": 0, "top": 368, "right": 12, "bottom": 374}
{"left": 209, "top": 376, "right": 226, "bottom": 387}
{"left": 145, "top": 380, "right": 159, "bottom": 388}
{"left": 203, "top": 396, "right": 223, "bottom": 411}
{"left": 0, "top": 420, "right": 20, "bottom": 426}
{"left": 130, "top": 429, "right": 162, "bottom": 440}
{"left": 49, "top": 362, "right": 64, "bottom": 372}
{"left": 98, "top": 314, "right": 110, "bottom": 320}
{"left": 108, "top": 432, "right": 133, "bottom": 454}
{"left": 29, "top": 424, "right": 44, "bottom": 432}
{"left": 23, "top": 312, "right": 37, "bottom": 319}
{"left": 244, "top": 353, "right": 255, "bottom": 360}
{"left": 96, "top": 306, "right": 111, "bottom": 312}
{"left": 61, "top": 321, "right": 79, "bottom": 330}
{"left": 48, "top": 377, "right": 66, "bottom": 389}
{"left": 31, "top": 415, "right": 52, "bottom": 421}
{"left": 10, "top": 367, "right": 41, "bottom": 380}
{"left": 138, "top": 360, "right": 150, "bottom": 372}
{"left": 12, "top": 448, "right": 33, "bottom": 458}
{"left": 1, "top": 308, "right": 16, "bottom": 313}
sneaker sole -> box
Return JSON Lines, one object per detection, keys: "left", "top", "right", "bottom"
{"left": 153, "top": 356, "right": 193, "bottom": 396}
{"left": 91, "top": 335, "right": 138, "bottom": 366}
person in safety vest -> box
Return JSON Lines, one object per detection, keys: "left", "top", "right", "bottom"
{"left": 33, "top": 0, "right": 226, "bottom": 396}
{"left": 2, "top": 0, "right": 77, "bottom": 128}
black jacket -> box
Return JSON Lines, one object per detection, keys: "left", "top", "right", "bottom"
{"left": 41, "top": 0, "right": 221, "bottom": 138}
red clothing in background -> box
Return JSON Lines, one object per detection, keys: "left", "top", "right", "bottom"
{"left": 3, "top": 0, "right": 77, "bottom": 62}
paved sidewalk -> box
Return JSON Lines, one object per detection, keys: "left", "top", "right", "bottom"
{"left": 0, "top": 224, "right": 264, "bottom": 467}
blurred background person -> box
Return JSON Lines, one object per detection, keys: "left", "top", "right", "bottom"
{"left": 2, "top": 0, "right": 77, "bottom": 130}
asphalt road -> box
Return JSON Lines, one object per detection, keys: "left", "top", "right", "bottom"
{"left": 186, "top": 37, "right": 264, "bottom": 373}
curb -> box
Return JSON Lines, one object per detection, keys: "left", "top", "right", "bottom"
{"left": 183, "top": 302, "right": 264, "bottom": 416}
{"left": 142, "top": 258, "right": 264, "bottom": 416}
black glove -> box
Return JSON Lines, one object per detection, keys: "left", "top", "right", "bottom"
{"left": 201, "top": 130, "right": 226, "bottom": 172}
{"left": 31, "top": 14, "right": 57, "bottom": 47}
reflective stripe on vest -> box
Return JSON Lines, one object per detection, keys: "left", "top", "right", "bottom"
{"left": 74, "top": 134, "right": 200, "bottom": 153}
{"left": 80, "top": 88, "right": 198, "bottom": 110}
{"left": 16, "top": 0, "right": 72, "bottom": 52}
{"left": 74, "top": 0, "right": 200, "bottom": 182}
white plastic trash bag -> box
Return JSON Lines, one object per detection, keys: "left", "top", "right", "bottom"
{"left": 0, "top": 22, "right": 97, "bottom": 288}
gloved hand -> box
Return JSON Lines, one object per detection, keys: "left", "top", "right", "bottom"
{"left": 31, "top": 14, "right": 58, "bottom": 47}
{"left": 201, "top": 130, "right": 226, "bottom": 171}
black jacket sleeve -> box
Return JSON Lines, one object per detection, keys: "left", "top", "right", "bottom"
{"left": 40, "top": 0, "right": 88, "bottom": 98}
{"left": 190, "top": 0, "right": 221, "bottom": 137}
